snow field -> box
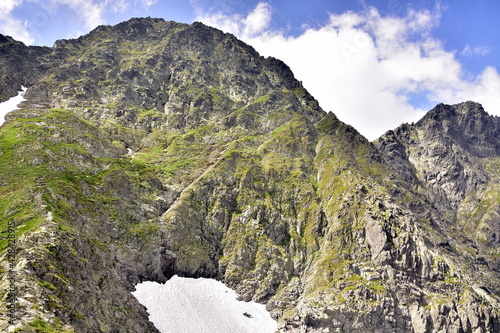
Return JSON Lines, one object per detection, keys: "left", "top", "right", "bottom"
{"left": 132, "top": 275, "right": 278, "bottom": 333}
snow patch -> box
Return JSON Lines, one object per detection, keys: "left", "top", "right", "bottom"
{"left": 0, "top": 87, "right": 27, "bottom": 126}
{"left": 132, "top": 275, "right": 278, "bottom": 333}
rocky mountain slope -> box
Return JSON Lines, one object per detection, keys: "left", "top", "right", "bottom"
{"left": 0, "top": 17, "right": 499, "bottom": 332}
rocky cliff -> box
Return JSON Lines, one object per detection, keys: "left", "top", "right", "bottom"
{"left": 0, "top": 17, "right": 499, "bottom": 332}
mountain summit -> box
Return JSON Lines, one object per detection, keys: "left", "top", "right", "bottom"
{"left": 1, "top": 18, "right": 499, "bottom": 332}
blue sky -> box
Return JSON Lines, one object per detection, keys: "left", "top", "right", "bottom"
{"left": 1, "top": 0, "right": 499, "bottom": 140}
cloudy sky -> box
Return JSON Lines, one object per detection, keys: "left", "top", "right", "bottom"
{"left": 1, "top": 0, "right": 499, "bottom": 140}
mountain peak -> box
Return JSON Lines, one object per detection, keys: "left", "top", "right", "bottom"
{"left": 453, "top": 100, "right": 486, "bottom": 114}
{"left": 417, "top": 100, "right": 486, "bottom": 125}
{"left": 17, "top": 18, "right": 324, "bottom": 135}
{"left": 0, "top": 33, "right": 17, "bottom": 45}
{"left": 410, "top": 101, "right": 500, "bottom": 157}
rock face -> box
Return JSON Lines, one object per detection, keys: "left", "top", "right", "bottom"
{"left": 0, "top": 18, "right": 499, "bottom": 332}
{"left": 376, "top": 101, "right": 500, "bottom": 283}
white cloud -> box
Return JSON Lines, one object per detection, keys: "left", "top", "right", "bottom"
{"left": 195, "top": 1, "right": 272, "bottom": 40}
{"left": 0, "top": 0, "right": 152, "bottom": 44}
{"left": 0, "top": 0, "right": 35, "bottom": 44}
{"left": 107, "top": 0, "right": 129, "bottom": 14}
{"left": 469, "top": 66, "right": 500, "bottom": 109}
{"left": 195, "top": 12, "right": 243, "bottom": 36}
{"left": 0, "top": 0, "right": 19, "bottom": 12}
{"left": 137, "top": 0, "right": 157, "bottom": 9}
{"left": 461, "top": 44, "right": 490, "bottom": 57}
{"left": 195, "top": 3, "right": 500, "bottom": 140}
{"left": 0, "top": 15, "right": 34, "bottom": 45}
{"left": 37, "top": 0, "right": 111, "bottom": 30}
{"left": 242, "top": 2, "right": 271, "bottom": 37}
{"left": 69, "top": 0, "right": 105, "bottom": 29}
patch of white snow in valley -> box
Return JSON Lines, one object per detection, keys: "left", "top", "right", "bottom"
{"left": 132, "top": 275, "right": 278, "bottom": 333}
{"left": 0, "top": 86, "right": 27, "bottom": 126}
